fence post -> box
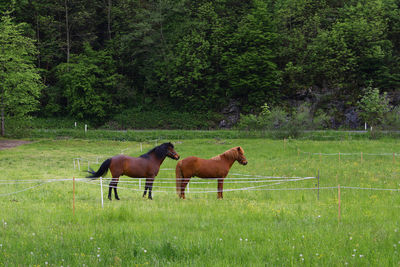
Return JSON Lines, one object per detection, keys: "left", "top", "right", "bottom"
{"left": 361, "top": 152, "right": 363, "bottom": 164}
{"left": 100, "top": 177, "right": 104, "bottom": 208}
{"left": 139, "top": 178, "right": 141, "bottom": 190}
{"left": 317, "top": 170, "right": 320, "bottom": 201}
{"left": 73, "top": 176, "right": 75, "bottom": 216}
{"left": 393, "top": 152, "right": 395, "bottom": 164}
{"left": 338, "top": 184, "right": 341, "bottom": 223}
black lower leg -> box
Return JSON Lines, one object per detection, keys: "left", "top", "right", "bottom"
{"left": 143, "top": 186, "right": 148, "bottom": 197}
{"left": 108, "top": 186, "right": 112, "bottom": 200}
{"left": 114, "top": 186, "right": 120, "bottom": 200}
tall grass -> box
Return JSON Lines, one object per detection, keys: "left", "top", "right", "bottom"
{"left": 0, "top": 138, "right": 399, "bottom": 265}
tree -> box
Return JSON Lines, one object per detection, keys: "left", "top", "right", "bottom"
{"left": 357, "top": 85, "right": 390, "bottom": 129}
{"left": 54, "top": 43, "right": 124, "bottom": 123}
{"left": 223, "top": 0, "right": 280, "bottom": 111}
{"left": 0, "top": 14, "right": 43, "bottom": 136}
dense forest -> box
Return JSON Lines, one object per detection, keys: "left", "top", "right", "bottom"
{"left": 1, "top": 0, "right": 400, "bottom": 131}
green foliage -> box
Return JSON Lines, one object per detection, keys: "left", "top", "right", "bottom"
{"left": 236, "top": 114, "right": 259, "bottom": 131}
{"left": 0, "top": 14, "right": 43, "bottom": 135}
{"left": 4, "top": 0, "right": 400, "bottom": 128}
{"left": 357, "top": 86, "right": 390, "bottom": 127}
{"left": 53, "top": 43, "right": 124, "bottom": 123}
{"left": 237, "top": 103, "right": 332, "bottom": 137}
{"left": 223, "top": 0, "right": 281, "bottom": 111}
{"left": 108, "top": 108, "right": 222, "bottom": 130}
{"left": 383, "top": 106, "right": 400, "bottom": 130}
{"left": 313, "top": 110, "right": 331, "bottom": 130}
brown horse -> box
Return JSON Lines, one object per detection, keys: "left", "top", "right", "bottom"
{"left": 176, "top": 146, "right": 247, "bottom": 199}
{"left": 87, "top": 142, "right": 179, "bottom": 200}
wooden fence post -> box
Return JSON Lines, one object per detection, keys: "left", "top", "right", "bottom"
{"left": 317, "top": 170, "right": 320, "bottom": 201}
{"left": 100, "top": 177, "right": 104, "bottom": 208}
{"left": 73, "top": 176, "right": 75, "bottom": 216}
{"left": 338, "top": 184, "right": 341, "bottom": 223}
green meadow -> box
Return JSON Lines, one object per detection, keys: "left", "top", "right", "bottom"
{"left": 0, "top": 137, "right": 400, "bottom": 266}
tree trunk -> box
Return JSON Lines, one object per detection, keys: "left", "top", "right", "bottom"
{"left": 65, "top": 0, "right": 70, "bottom": 64}
{"left": 107, "top": 0, "right": 112, "bottom": 40}
{"left": 1, "top": 93, "right": 5, "bottom": 137}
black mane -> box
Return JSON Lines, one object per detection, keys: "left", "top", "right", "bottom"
{"left": 140, "top": 142, "right": 174, "bottom": 159}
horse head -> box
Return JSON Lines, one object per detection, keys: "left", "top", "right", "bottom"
{"left": 235, "top": 146, "right": 248, "bottom": 165}
{"left": 165, "top": 142, "right": 180, "bottom": 160}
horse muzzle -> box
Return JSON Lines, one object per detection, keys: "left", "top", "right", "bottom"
{"left": 241, "top": 161, "right": 248, "bottom": 166}
{"left": 171, "top": 153, "right": 180, "bottom": 160}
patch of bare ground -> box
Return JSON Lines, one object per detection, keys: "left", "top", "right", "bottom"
{"left": 0, "top": 140, "right": 32, "bottom": 150}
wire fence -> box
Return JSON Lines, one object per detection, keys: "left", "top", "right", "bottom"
{"left": 1, "top": 174, "right": 399, "bottom": 198}
{"left": 299, "top": 151, "right": 400, "bottom": 156}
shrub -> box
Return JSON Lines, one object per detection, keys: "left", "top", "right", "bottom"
{"left": 236, "top": 114, "right": 260, "bottom": 131}
{"left": 383, "top": 105, "right": 400, "bottom": 130}
{"left": 312, "top": 110, "right": 330, "bottom": 130}
{"left": 357, "top": 86, "right": 390, "bottom": 128}
{"left": 107, "top": 108, "right": 222, "bottom": 130}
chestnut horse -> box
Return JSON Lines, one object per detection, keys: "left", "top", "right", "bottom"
{"left": 176, "top": 146, "right": 247, "bottom": 199}
{"left": 87, "top": 142, "right": 179, "bottom": 200}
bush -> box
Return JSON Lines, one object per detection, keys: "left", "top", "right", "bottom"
{"left": 4, "top": 116, "right": 33, "bottom": 138}
{"left": 237, "top": 103, "right": 331, "bottom": 137}
{"left": 312, "top": 110, "right": 330, "bottom": 130}
{"left": 236, "top": 114, "right": 260, "bottom": 131}
{"left": 357, "top": 86, "right": 390, "bottom": 128}
{"left": 383, "top": 105, "right": 400, "bottom": 130}
{"left": 262, "top": 107, "right": 289, "bottom": 130}
{"left": 106, "top": 108, "right": 222, "bottom": 130}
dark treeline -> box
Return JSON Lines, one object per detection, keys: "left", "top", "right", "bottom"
{"left": 2, "top": 0, "right": 400, "bottom": 128}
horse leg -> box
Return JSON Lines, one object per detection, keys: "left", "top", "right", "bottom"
{"left": 217, "top": 178, "right": 225, "bottom": 199}
{"left": 113, "top": 177, "right": 120, "bottom": 200}
{"left": 147, "top": 177, "right": 155, "bottom": 200}
{"left": 109, "top": 177, "right": 120, "bottom": 200}
{"left": 179, "top": 177, "right": 191, "bottom": 199}
{"left": 142, "top": 182, "right": 148, "bottom": 198}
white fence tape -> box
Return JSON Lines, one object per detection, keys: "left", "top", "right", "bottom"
{"left": 300, "top": 151, "right": 399, "bottom": 156}
{"left": 1, "top": 175, "right": 399, "bottom": 197}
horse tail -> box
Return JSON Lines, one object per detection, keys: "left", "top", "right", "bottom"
{"left": 87, "top": 158, "right": 112, "bottom": 179}
{"left": 175, "top": 160, "right": 184, "bottom": 195}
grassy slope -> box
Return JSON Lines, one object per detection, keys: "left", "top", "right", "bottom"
{"left": 0, "top": 138, "right": 399, "bottom": 266}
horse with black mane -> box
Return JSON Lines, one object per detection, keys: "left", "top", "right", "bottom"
{"left": 176, "top": 146, "right": 247, "bottom": 199}
{"left": 87, "top": 142, "right": 179, "bottom": 200}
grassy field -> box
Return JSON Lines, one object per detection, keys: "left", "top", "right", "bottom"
{"left": 0, "top": 137, "right": 400, "bottom": 266}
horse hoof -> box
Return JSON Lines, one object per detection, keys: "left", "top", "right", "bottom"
{"left": 148, "top": 197, "right": 153, "bottom": 200}
{"left": 115, "top": 197, "right": 120, "bottom": 200}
